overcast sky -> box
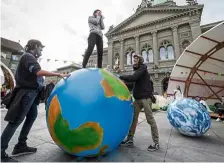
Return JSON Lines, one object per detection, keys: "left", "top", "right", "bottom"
{"left": 1, "top": 0, "right": 224, "bottom": 71}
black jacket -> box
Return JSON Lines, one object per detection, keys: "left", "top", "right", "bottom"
{"left": 120, "top": 64, "right": 153, "bottom": 100}
{"left": 4, "top": 87, "right": 38, "bottom": 122}
{"left": 123, "top": 81, "right": 134, "bottom": 92}
{"left": 44, "top": 83, "right": 55, "bottom": 100}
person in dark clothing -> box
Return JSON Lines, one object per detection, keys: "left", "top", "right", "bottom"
{"left": 119, "top": 54, "right": 159, "bottom": 152}
{"left": 1, "top": 39, "right": 70, "bottom": 162}
{"left": 215, "top": 96, "right": 224, "bottom": 122}
{"left": 123, "top": 81, "right": 134, "bottom": 92}
{"left": 82, "top": 9, "right": 105, "bottom": 68}
{"left": 44, "top": 81, "right": 55, "bottom": 106}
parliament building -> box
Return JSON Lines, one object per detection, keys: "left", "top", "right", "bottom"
{"left": 86, "top": 0, "right": 222, "bottom": 95}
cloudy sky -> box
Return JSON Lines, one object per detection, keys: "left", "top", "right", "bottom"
{"left": 1, "top": 0, "right": 224, "bottom": 71}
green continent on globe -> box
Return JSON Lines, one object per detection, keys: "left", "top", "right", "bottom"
{"left": 100, "top": 69, "right": 131, "bottom": 101}
{"left": 48, "top": 95, "right": 103, "bottom": 154}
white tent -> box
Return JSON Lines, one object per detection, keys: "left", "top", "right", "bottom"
{"left": 0, "top": 67, "right": 4, "bottom": 85}
{"left": 0, "top": 61, "right": 15, "bottom": 89}
{"left": 167, "top": 21, "right": 224, "bottom": 105}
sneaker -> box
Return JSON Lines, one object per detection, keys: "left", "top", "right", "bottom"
{"left": 120, "top": 139, "right": 133, "bottom": 147}
{"left": 12, "top": 146, "right": 37, "bottom": 156}
{"left": 1, "top": 154, "right": 18, "bottom": 162}
{"left": 147, "top": 143, "right": 159, "bottom": 152}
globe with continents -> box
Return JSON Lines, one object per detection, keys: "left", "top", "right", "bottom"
{"left": 46, "top": 68, "right": 133, "bottom": 157}
{"left": 167, "top": 98, "right": 211, "bottom": 137}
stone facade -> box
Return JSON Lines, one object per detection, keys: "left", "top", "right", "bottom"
{"left": 86, "top": 0, "right": 222, "bottom": 95}
{"left": 1, "top": 37, "right": 24, "bottom": 75}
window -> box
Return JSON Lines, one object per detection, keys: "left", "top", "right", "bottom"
{"left": 12, "top": 55, "right": 19, "bottom": 61}
{"left": 148, "top": 49, "right": 154, "bottom": 62}
{"left": 142, "top": 50, "right": 148, "bottom": 63}
{"left": 115, "top": 53, "right": 119, "bottom": 65}
{"left": 167, "top": 46, "right": 174, "bottom": 59}
{"left": 126, "top": 47, "right": 135, "bottom": 65}
{"left": 159, "top": 40, "right": 174, "bottom": 60}
{"left": 141, "top": 44, "right": 154, "bottom": 63}
{"left": 159, "top": 47, "right": 166, "bottom": 60}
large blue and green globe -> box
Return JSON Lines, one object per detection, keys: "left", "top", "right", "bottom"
{"left": 167, "top": 98, "right": 211, "bottom": 137}
{"left": 46, "top": 68, "right": 133, "bottom": 157}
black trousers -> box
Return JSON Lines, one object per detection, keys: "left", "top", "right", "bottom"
{"left": 82, "top": 33, "right": 103, "bottom": 68}
{"left": 1, "top": 91, "right": 38, "bottom": 156}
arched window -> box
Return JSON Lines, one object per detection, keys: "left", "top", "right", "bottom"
{"left": 132, "top": 51, "right": 136, "bottom": 64}
{"left": 126, "top": 52, "right": 132, "bottom": 65}
{"left": 148, "top": 49, "right": 154, "bottom": 62}
{"left": 159, "top": 47, "right": 166, "bottom": 60}
{"left": 159, "top": 40, "right": 174, "bottom": 60}
{"left": 126, "top": 47, "right": 134, "bottom": 65}
{"left": 115, "top": 53, "right": 119, "bottom": 65}
{"left": 167, "top": 46, "right": 174, "bottom": 59}
{"left": 141, "top": 44, "right": 154, "bottom": 63}
{"left": 142, "top": 50, "right": 148, "bottom": 63}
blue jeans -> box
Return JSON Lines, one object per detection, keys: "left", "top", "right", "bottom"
{"left": 1, "top": 90, "right": 38, "bottom": 155}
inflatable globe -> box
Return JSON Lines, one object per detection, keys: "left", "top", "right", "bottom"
{"left": 167, "top": 98, "right": 211, "bottom": 137}
{"left": 46, "top": 68, "right": 133, "bottom": 157}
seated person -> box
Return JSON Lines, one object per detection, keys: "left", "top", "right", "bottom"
{"left": 216, "top": 96, "right": 224, "bottom": 122}
{"left": 199, "top": 98, "right": 212, "bottom": 113}
{"left": 194, "top": 96, "right": 212, "bottom": 112}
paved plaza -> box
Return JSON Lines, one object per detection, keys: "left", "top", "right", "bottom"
{"left": 1, "top": 103, "right": 224, "bottom": 162}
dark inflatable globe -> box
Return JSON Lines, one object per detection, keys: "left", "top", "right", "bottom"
{"left": 167, "top": 98, "right": 211, "bottom": 137}
{"left": 46, "top": 68, "right": 133, "bottom": 157}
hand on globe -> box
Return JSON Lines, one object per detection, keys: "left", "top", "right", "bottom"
{"left": 58, "top": 73, "right": 71, "bottom": 79}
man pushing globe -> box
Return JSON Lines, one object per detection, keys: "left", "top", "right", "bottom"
{"left": 46, "top": 68, "right": 134, "bottom": 157}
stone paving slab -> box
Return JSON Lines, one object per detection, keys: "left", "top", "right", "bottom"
{"left": 1, "top": 104, "right": 224, "bottom": 162}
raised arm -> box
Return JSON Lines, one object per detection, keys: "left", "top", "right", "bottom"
{"left": 88, "top": 16, "right": 101, "bottom": 25}
{"left": 100, "top": 17, "right": 105, "bottom": 30}
{"left": 119, "top": 65, "right": 146, "bottom": 82}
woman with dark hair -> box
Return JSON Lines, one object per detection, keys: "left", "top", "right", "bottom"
{"left": 82, "top": 9, "right": 105, "bottom": 68}
{"left": 173, "top": 85, "right": 183, "bottom": 100}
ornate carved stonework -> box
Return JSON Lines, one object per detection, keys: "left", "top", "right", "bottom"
{"left": 179, "top": 32, "right": 191, "bottom": 39}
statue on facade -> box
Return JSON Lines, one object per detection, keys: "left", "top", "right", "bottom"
{"left": 136, "top": 0, "right": 153, "bottom": 11}
{"left": 108, "top": 25, "right": 114, "bottom": 32}
{"left": 186, "top": 0, "right": 198, "bottom": 5}
{"left": 140, "top": 0, "right": 148, "bottom": 8}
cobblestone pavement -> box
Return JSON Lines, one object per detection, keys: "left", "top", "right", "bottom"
{"left": 1, "top": 103, "right": 224, "bottom": 162}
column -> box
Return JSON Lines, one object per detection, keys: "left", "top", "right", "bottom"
{"left": 190, "top": 20, "right": 201, "bottom": 41}
{"left": 107, "top": 41, "right": 113, "bottom": 69}
{"left": 172, "top": 25, "right": 181, "bottom": 59}
{"left": 152, "top": 31, "right": 159, "bottom": 66}
{"left": 119, "top": 39, "right": 124, "bottom": 70}
{"left": 135, "top": 35, "right": 140, "bottom": 55}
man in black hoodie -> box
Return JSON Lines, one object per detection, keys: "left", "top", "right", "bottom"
{"left": 119, "top": 54, "right": 159, "bottom": 152}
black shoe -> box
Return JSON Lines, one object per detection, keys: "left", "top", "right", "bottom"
{"left": 120, "top": 139, "right": 133, "bottom": 147}
{"left": 1, "top": 154, "right": 18, "bottom": 162}
{"left": 12, "top": 146, "right": 37, "bottom": 156}
{"left": 147, "top": 143, "right": 159, "bottom": 152}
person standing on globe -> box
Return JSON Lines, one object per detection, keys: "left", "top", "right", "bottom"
{"left": 119, "top": 54, "right": 160, "bottom": 152}
{"left": 82, "top": 9, "right": 105, "bottom": 68}
{"left": 1, "top": 39, "right": 70, "bottom": 162}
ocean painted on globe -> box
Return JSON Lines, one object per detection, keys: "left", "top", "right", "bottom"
{"left": 167, "top": 98, "right": 211, "bottom": 137}
{"left": 46, "top": 68, "right": 133, "bottom": 157}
